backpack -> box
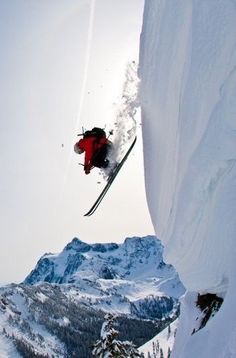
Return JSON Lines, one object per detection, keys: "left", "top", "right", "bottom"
{"left": 83, "top": 127, "right": 106, "bottom": 139}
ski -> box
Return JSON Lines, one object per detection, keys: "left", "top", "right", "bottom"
{"left": 84, "top": 136, "right": 137, "bottom": 216}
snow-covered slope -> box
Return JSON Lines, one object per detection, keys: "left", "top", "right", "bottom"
{"left": 24, "top": 236, "right": 184, "bottom": 318}
{"left": 0, "top": 282, "right": 165, "bottom": 357}
{"left": 139, "top": 319, "right": 178, "bottom": 358}
{"left": 139, "top": 1, "right": 236, "bottom": 357}
{"left": 0, "top": 335, "right": 20, "bottom": 358}
{"left": 0, "top": 284, "right": 66, "bottom": 357}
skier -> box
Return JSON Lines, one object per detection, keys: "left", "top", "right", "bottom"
{"left": 74, "top": 127, "right": 113, "bottom": 175}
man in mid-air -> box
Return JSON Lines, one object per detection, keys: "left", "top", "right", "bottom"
{"left": 74, "top": 127, "right": 113, "bottom": 175}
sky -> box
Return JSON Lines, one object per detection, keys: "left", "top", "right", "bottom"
{"left": 0, "top": 0, "right": 154, "bottom": 283}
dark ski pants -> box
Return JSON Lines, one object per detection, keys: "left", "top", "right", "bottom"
{"left": 92, "top": 144, "right": 110, "bottom": 168}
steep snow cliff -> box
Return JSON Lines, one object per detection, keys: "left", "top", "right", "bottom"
{"left": 139, "top": 1, "right": 236, "bottom": 357}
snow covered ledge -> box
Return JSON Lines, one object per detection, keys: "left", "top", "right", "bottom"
{"left": 139, "top": 1, "right": 236, "bottom": 357}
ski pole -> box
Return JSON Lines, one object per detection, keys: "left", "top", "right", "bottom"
{"left": 107, "top": 129, "right": 114, "bottom": 139}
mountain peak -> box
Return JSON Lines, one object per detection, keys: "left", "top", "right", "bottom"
{"left": 124, "top": 235, "right": 161, "bottom": 247}
{"left": 64, "top": 238, "right": 91, "bottom": 253}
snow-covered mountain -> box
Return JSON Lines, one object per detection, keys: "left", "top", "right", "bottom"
{"left": 24, "top": 236, "right": 184, "bottom": 318}
{"left": 0, "top": 236, "right": 184, "bottom": 357}
{"left": 139, "top": 1, "right": 236, "bottom": 357}
{"left": 0, "top": 282, "right": 165, "bottom": 357}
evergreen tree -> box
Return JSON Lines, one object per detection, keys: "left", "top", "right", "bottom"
{"left": 159, "top": 348, "right": 164, "bottom": 358}
{"left": 152, "top": 341, "right": 157, "bottom": 358}
{"left": 92, "top": 313, "right": 143, "bottom": 358}
{"left": 167, "top": 325, "right": 171, "bottom": 339}
{"left": 152, "top": 340, "right": 160, "bottom": 357}
{"left": 167, "top": 347, "right": 171, "bottom": 358}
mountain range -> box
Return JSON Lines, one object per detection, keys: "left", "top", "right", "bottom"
{"left": 25, "top": 236, "right": 185, "bottom": 318}
{"left": 0, "top": 236, "right": 185, "bottom": 357}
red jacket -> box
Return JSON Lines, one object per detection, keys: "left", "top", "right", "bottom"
{"left": 78, "top": 136, "right": 108, "bottom": 173}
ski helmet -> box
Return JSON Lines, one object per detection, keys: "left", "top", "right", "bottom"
{"left": 74, "top": 142, "right": 83, "bottom": 154}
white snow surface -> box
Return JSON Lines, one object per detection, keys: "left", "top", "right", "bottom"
{"left": 0, "top": 286, "right": 65, "bottom": 357}
{"left": 139, "top": 1, "right": 236, "bottom": 357}
{"left": 0, "top": 336, "right": 20, "bottom": 358}
{"left": 139, "top": 319, "right": 178, "bottom": 358}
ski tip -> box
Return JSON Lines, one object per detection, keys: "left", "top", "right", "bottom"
{"left": 84, "top": 209, "right": 94, "bottom": 217}
{"left": 84, "top": 212, "right": 91, "bottom": 217}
